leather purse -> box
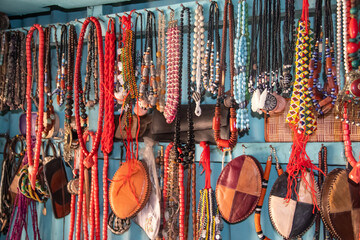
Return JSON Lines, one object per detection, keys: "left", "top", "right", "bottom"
{"left": 42, "top": 140, "right": 71, "bottom": 218}
{"left": 268, "top": 172, "right": 319, "bottom": 239}
{"left": 109, "top": 160, "right": 151, "bottom": 219}
{"left": 148, "top": 104, "right": 229, "bottom": 144}
{"left": 215, "top": 155, "right": 263, "bottom": 223}
{"left": 320, "top": 168, "right": 360, "bottom": 240}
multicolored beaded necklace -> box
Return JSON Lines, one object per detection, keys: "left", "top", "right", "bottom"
{"left": 285, "top": 0, "right": 321, "bottom": 206}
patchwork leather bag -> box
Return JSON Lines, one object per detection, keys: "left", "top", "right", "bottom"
{"left": 215, "top": 155, "right": 263, "bottom": 223}
{"left": 268, "top": 172, "right": 319, "bottom": 239}
{"left": 320, "top": 168, "right": 360, "bottom": 240}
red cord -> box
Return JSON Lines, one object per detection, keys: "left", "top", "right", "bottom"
{"left": 199, "top": 142, "right": 211, "bottom": 189}
{"left": 26, "top": 24, "right": 45, "bottom": 190}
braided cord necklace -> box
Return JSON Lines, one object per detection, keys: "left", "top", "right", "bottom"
{"left": 234, "top": 0, "right": 250, "bottom": 132}
{"left": 25, "top": 24, "right": 45, "bottom": 190}
{"left": 164, "top": 11, "right": 180, "bottom": 124}
{"left": 73, "top": 17, "right": 104, "bottom": 169}
{"left": 101, "top": 18, "right": 116, "bottom": 240}
{"left": 214, "top": 0, "right": 238, "bottom": 151}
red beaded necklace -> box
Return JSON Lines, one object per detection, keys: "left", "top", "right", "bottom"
{"left": 73, "top": 17, "right": 104, "bottom": 169}
{"left": 101, "top": 18, "right": 116, "bottom": 240}
{"left": 25, "top": 24, "right": 45, "bottom": 190}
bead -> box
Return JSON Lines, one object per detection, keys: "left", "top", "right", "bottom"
{"left": 352, "top": 59, "right": 360, "bottom": 68}
{"left": 347, "top": 42, "right": 359, "bottom": 53}
{"left": 349, "top": 17, "right": 359, "bottom": 38}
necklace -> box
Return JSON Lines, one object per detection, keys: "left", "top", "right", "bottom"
{"left": 101, "top": 18, "right": 116, "bottom": 240}
{"left": 214, "top": 0, "right": 238, "bottom": 151}
{"left": 84, "top": 24, "right": 99, "bottom": 108}
{"left": 73, "top": 17, "right": 104, "bottom": 169}
{"left": 164, "top": 10, "right": 180, "bottom": 124}
{"left": 192, "top": 3, "right": 205, "bottom": 116}
{"left": 26, "top": 24, "right": 45, "bottom": 190}
{"left": 281, "top": 0, "right": 295, "bottom": 97}
{"left": 285, "top": 0, "right": 321, "bottom": 207}
{"left": 57, "top": 25, "right": 67, "bottom": 106}
{"left": 203, "top": 1, "right": 220, "bottom": 96}
{"left": 43, "top": 27, "right": 56, "bottom": 138}
{"left": 156, "top": 9, "right": 166, "bottom": 113}
{"left": 139, "top": 11, "right": 158, "bottom": 111}
{"left": 234, "top": 0, "right": 250, "bottom": 132}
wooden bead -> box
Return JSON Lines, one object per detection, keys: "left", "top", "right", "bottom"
{"left": 349, "top": 18, "right": 358, "bottom": 38}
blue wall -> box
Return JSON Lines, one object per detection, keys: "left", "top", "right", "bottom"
{"left": 1, "top": 0, "right": 354, "bottom": 239}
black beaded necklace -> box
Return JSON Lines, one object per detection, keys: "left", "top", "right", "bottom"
{"left": 281, "top": 0, "right": 295, "bottom": 97}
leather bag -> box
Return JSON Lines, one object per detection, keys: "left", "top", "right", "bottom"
{"left": 42, "top": 140, "right": 71, "bottom": 218}
{"left": 109, "top": 160, "right": 151, "bottom": 219}
{"left": 268, "top": 172, "right": 319, "bottom": 239}
{"left": 320, "top": 168, "right": 360, "bottom": 240}
{"left": 149, "top": 104, "right": 229, "bottom": 144}
{"left": 215, "top": 155, "right": 263, "bottom": 223}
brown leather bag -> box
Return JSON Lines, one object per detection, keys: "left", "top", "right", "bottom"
{"left": 320, "top": 168, "right": 360, "bottom": 240}
{"left": 215, "top": 155, "right": 263, "bottom": 223}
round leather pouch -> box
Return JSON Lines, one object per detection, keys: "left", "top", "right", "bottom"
{"left": 109, "top": 160, "right": 151, "bottom": 219}
{"left": 320, "top": 168, "right": 360, "bottom": 240}
{"left": 268, "top": 172, "right": 319, "bottom": 239}
{"left": 216, "top": 155, "right": 263, "bottom": 223}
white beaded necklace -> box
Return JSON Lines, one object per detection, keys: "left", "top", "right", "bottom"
{"left": 336, "top": 0, "right": 342, "bottom": 87}
{"left": 192, "top": 3, "right": 205, "bottom": 116}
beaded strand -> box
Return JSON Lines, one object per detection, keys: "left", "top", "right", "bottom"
{"left": 234, "top": 0, "right": 250, "bottom": 132}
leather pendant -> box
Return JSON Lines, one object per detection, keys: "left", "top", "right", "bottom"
{"left": 263, "top": 93, "right": 277, "bottom": 112}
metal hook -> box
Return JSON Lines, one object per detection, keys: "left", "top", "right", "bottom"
{"left": 180, "top": 3, "right": 185, "bottom": 9}
{"left": 75, "top": 19, "right": 84, "bottom": 24}
{"left": 97, "top": 17, "right": 105, "bottom": 22}
{"left": 196, "top": 1, "right": 201, "bottom": 7}
{"left": 242, "top": 144, "right": 247, "bottom": 155}
{"left": 168, "top": 6, "right": 175, "bottom": 13}
{"left": 106, "top": 15, "right": 115, "bottom": 21}
{"left": 156, "top": 7, "right": 164, "bottom": 14}
{"left": 21, "top": 27, "right": 28, "bottom": 32}
{"left": 134, "top": 11, "right": 141, "bottom": 16}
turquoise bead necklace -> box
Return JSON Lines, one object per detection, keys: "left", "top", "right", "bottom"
{"left": 234, "top": 0, "right": 250, "bottom": 132}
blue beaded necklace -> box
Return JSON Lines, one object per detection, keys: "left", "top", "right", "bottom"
{"left": 233, "top": 0, "right": 249, "bottom": 132}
